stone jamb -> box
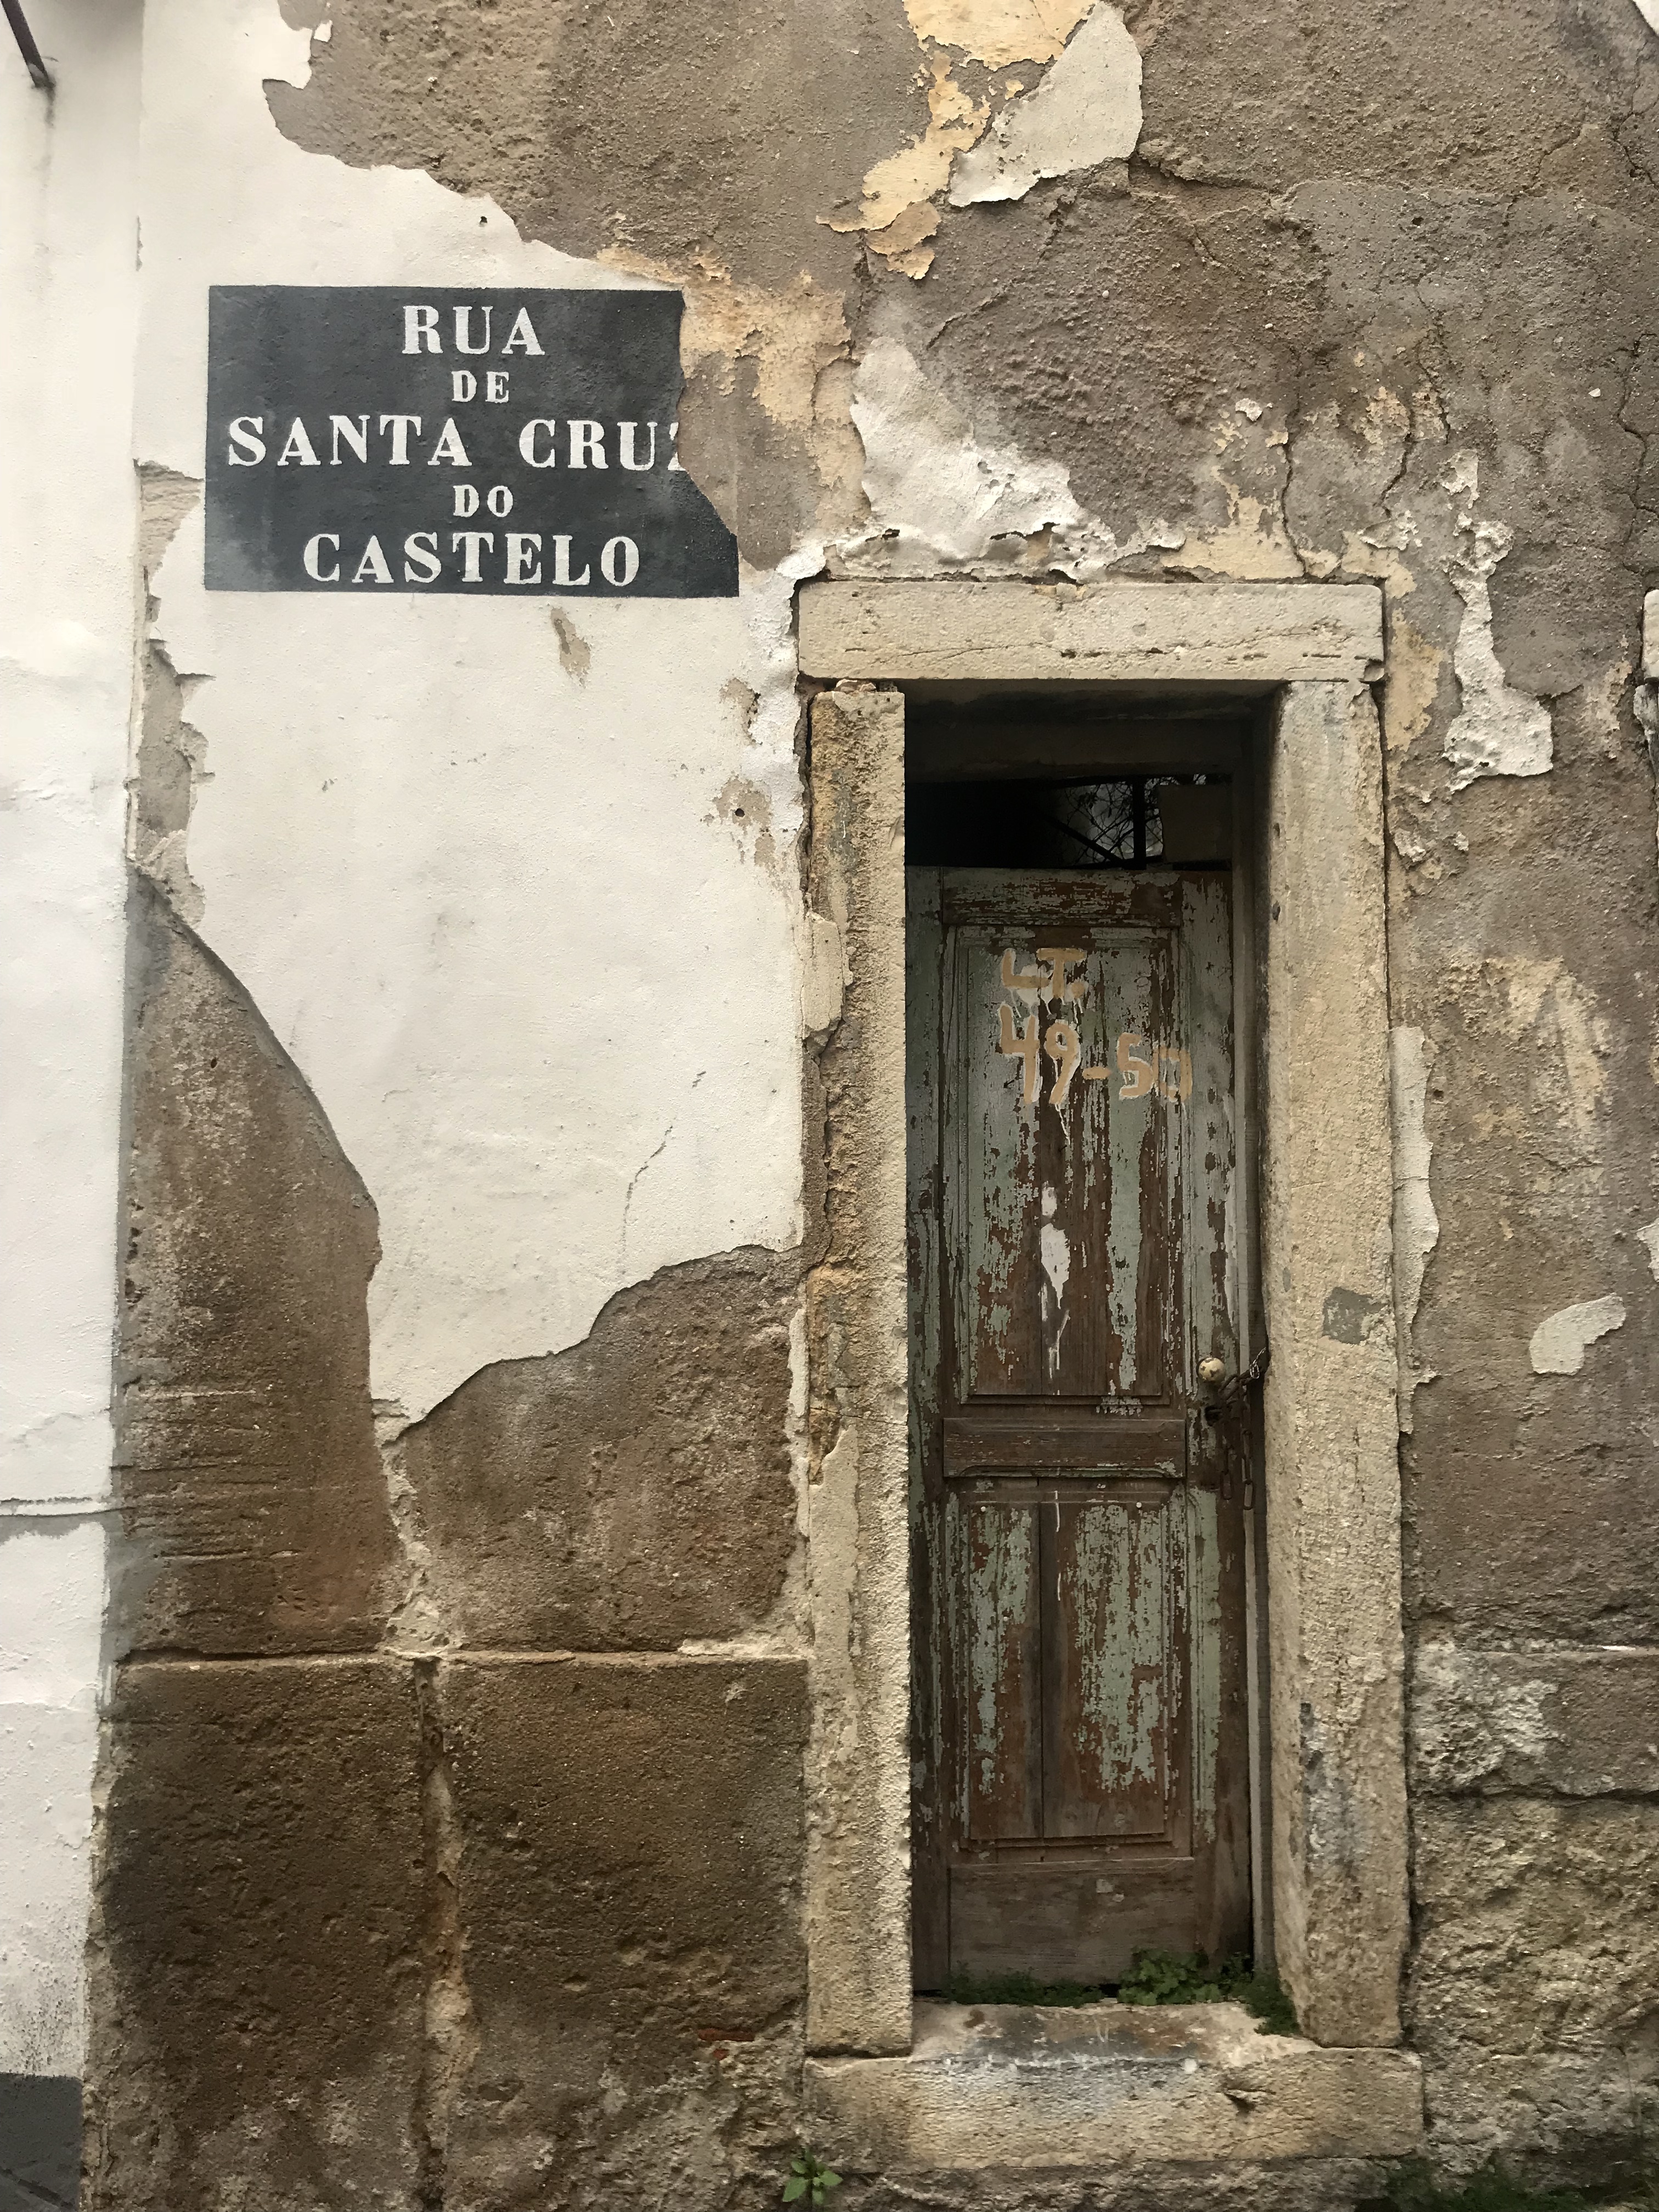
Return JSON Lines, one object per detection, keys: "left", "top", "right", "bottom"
{"left": 799, "top": 584, "right": 1408, "bottom": 2109}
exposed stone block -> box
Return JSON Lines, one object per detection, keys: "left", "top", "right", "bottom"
{"left": 1411, "top": 1644, "right": 1659, "bottom": 1797}
{"left": 1410, "top": 1799, "right": 1659, "bottom": 2152}
{"left": 114, "top": 887, "right": 397, "bottom": 1655}
{"left": 438, "top": 1655, "right": 808, "bottom": 2210}
{"left": 84, "top": 1657, "right": 426, "bottom": 2212}
{"left": 400, "top": 1250, "right": 799, "bottom": 1650}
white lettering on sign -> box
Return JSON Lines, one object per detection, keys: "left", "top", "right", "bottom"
{"left": 227, "top": 415, "right": 266, "bottom": 464}
{"left": 207, "top": 289, "right": 738, "bottom": 595}
{"left": 403, "top": 532, "right": 441, "bottom": 583}
{"left": 404, "top": 301, "right": 548, "bottom": 357}
{"left": 276, "top": 529, "right": 645, "bottom": 590}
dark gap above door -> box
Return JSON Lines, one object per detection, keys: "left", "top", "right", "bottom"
{"left": 904, "top": 701, "right": 1244, "bottom": 872}
{"left": 906, "top": 775, "right": 1231, "bottom": 871}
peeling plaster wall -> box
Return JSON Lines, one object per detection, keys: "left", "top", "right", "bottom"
{"left": 128, "top": 1, "right": 804, "bottom": 1423}
{"left": 12, "top": 0, "right": 1657, "bottom": 2197}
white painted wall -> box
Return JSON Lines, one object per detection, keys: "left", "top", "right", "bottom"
{"left": 0, "top": 0, "right": 143, "bottom": 2074}
{"left": 135, "top": 0, "right": 807, "bottom": 1428}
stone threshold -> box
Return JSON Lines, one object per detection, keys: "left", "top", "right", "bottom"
{"left": 806, "top": 1999, "right": 1424, "bottom": 2172}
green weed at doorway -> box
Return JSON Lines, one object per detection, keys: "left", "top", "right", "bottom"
{"left": 1116, "top": 1948, "right": 1300, "bottom": 2035}
{"left": 938, "top": 1950, "right": 1299, "bottom": 2034}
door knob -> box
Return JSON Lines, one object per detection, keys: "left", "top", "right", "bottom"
{"left": 1198, "top": 1356, "right": 1226, "bottom": 1385}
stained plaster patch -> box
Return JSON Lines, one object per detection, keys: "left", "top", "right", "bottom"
{"left": 1439, "top": 456, "right": 1553, "bottom": 793}
{"left": 843, "top": 337, "right": 1175, "bottom": 576}
{"left": 905, "top": 0, "right": 1093, "bottom": 69}
{"left": 1639, "top": 1215, "right": 1659, "bottom": 1279}
{"left": 826, "top": 57, "right": 988, "bottom": 241}
{"left": 1528, "top": 1295, "right": 1626, "bottom": 1375}
{"left": 949, "top": 4, "right": 1141, "bottom": 205}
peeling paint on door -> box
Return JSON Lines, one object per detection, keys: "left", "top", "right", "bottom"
{"left": 909, "top": 865, "right": 1249, "bottom": 1987}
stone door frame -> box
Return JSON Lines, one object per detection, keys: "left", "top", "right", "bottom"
{"left": 797, "top": 580, "right": 1409, "bottom": 2067}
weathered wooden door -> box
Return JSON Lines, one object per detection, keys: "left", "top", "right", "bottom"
{"left": 907, "top": 867, "right": 1249, "bottom": 1988}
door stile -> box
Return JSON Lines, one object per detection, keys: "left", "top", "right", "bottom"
{"left": 906, "top": 867, "right": 950, "bottom": 1988}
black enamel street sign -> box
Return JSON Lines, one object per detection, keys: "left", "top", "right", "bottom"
{"left": 204, "top": 286, "right": 738, "bottom": 597}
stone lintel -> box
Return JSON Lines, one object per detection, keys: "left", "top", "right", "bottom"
{"left": 797, "top": 582, "right": 1385, "bottom": 686}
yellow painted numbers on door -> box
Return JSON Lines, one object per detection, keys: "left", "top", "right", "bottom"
{"left": 996, "top": 945, "right": 1192, "bottom": 1107}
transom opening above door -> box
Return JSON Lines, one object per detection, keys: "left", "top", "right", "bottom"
{"left": 906, "top": 775, "right": 1232, "bottom": 871}
{"left": 904, "top": 697, "right": 1246, "bottom": 872}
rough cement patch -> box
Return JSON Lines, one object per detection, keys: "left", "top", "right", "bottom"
{"left": 1638, "top": 1214, "right": 1659, "bottom": 1279}
{"left": 84, "top": 1658, "right": 426, "bottom": 2212}
{"left": 949, "top": 5, "right": 1142, "bottom": 205}
{"left": 1391, "top": 1026, "right": 1440, "bottom": 1432}
{"left": 396, "top": 1248, "right": 800, "bottom": 1651}
{"left": 1528, "top": 1294, "right": 1626, "bottom": 1375}
{"left": 269, "top": 0, "right": 919, "bottom": 301}
{"left": 437, "top": 1656, "right": 807, "bottom": 2212}
{"left": 113, "top": 883, "right": 398, "bottom": 1656}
